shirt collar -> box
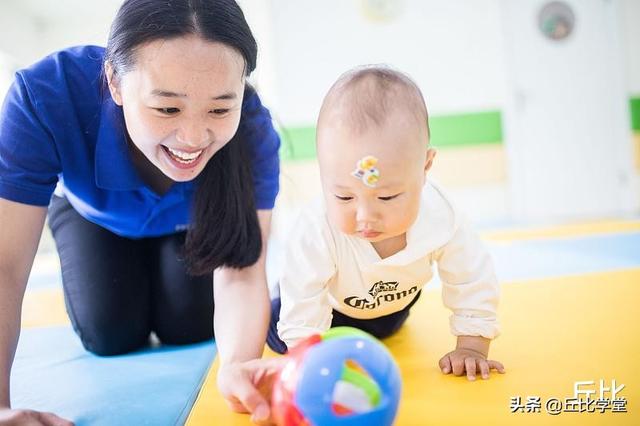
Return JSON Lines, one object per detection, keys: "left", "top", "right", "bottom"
{"left": 399, "top": 181, "right": 457, "bottom": 261}
{"left": 95, "top": 97, "right": 144, "bottom": 191}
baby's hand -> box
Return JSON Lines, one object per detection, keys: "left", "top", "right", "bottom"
{"left": 439, "top": 348, "right": 505, "bottom": 381}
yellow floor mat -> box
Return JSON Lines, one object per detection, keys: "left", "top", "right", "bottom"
{"left": 21, "top": 221, "right": 640, "bottom": 425}
{"left": 22, "top": 288, "right": 69, "bottom": 328}
{"left": 187, "top": 269, "right": 639, "bottom": 426}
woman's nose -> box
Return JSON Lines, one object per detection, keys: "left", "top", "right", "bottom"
{"left": 176, "top": 120, "right": 210, "bottom": 148}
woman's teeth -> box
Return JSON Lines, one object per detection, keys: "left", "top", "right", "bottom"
{"left": 166, "top": 146, "right": 204, "bottom": 164}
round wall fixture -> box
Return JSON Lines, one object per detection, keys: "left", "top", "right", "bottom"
{"left": 538, "top": 1, "right": 575, "bottom": 41}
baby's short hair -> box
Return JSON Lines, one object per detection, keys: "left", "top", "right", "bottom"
{"left": 319, "top": 65, "right": 430, "bottom": 137}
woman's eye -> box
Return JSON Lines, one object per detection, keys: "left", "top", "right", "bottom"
{"left": 157, "top": 107, "right": 180, "bottom": 115}
{"left": 211, "top": 109, "right": 230, "bottom": 115}
{"left": 335, "top": 195, "right": 353, "bottom": 201}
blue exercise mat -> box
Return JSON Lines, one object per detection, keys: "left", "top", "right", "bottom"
{"left": 11, "top": 326, "right": 216, "bottom": 425}
{"left": 489, "top": 232, "right": 640, "bottom": 282}
{"left": 423, "top": 232, "right": 640, "bottom": 288}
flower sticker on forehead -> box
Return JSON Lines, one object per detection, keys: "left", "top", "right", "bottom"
{"left": 351, "top": 155, "right": 380, "bottom": 188}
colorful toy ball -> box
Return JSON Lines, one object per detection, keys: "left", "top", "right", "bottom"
{"left": 272, "top": 327, "right": 402, "bottom": 426}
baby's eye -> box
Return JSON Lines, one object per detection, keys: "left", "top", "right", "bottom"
{"left": 210, "top": 109, "right": 230, "bottom": 115}
{"left": 378, "top": 193, "right": 401, "bottom": 201}
{"left": 156, "top": 107, "right": 180, "bottom": 115}
{"left": 335, "top": 195, "right": 353, "bottom": 201}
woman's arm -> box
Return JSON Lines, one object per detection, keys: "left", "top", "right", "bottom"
{"left": 214, "top": 209, "right": 277, "bottom": 423}
{"left": 0, "top": 198, "right": 73, "bottom": 425}
{"left": 214, "top": 209, "right": 271, "bottom": 363}
{"left": 0, "top": 199, "right": 46, "bottom": 407}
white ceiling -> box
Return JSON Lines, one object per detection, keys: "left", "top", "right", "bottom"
{"left": 13, "top": 0, "right": 123, "bottom": 25}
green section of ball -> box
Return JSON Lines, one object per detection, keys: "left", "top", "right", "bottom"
{"left": 322, "top": 326, "right": 376, "bottom": 342}
{"left": 341, "top": 363, "right": 382, "bottom": 407}
{"left": 321, "top": 327, "right": 386, "bottom": 407}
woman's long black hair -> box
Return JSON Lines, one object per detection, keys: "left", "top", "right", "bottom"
{"left": 105, "top": 0, "right": 262, "bottom": 274}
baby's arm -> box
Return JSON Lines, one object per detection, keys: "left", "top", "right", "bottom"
{"left": 278, "top": 277, "right": 333, "bottom": 349}
{"left": 276, "top": 212, "right": 337, "bottom": 350}
{"left": 435, "top": 218, "right": 504, "bottom": 380}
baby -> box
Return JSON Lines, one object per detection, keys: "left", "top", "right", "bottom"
{"left": 268, "top": 66, "right": 504, "bottom": 380}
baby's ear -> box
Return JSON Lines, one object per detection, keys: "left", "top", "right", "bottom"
{"left": 105, "top": 61, "right": 123, "bottom": 106}
{"left": 424, "top": 147, "right": 437, "bottom": 174}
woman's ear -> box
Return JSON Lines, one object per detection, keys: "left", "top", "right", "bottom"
{"left": 105, "top": 62, "right": 123, "bottom": 106}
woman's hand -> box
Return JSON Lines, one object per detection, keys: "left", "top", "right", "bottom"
{"left": 217, "top": 357, "right": 286, "bottom": 425}
{"left": 0, "top": 408, "right": 73, "bottom": 426}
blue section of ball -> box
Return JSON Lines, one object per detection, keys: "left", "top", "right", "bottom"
{"left": 293, "top": 334, "right": 402, "bottom": 426}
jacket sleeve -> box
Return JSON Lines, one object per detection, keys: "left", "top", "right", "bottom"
{"left": 277, "top": 211, "right": 337, "bottom": 348}
{"left": 434, "top": 219, "right": 500, "bottom": 339}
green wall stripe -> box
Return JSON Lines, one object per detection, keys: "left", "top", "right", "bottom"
{"left": 278, "top": 126, "right": 316, "bottom": 161}
{"left": 429, "top": 110, "right": 502, "bottom": 147}
{"left": 631, "top": 97, "right": 640, "bottom": 131}
{"left": 279, "top": 99, "right": 640, "bottom": 161}
{"left": 279, "top": 110, "right": 503, "bottom": 161}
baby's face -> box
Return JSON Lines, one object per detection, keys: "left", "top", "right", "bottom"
{"left": 317, "top": 109, "right": 431, "bottom": 243}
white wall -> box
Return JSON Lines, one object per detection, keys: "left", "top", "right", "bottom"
{"left": 621, "top": 0, "right": 640, "bottom": 95}
{"left": 0, "top": 2, "right": 40, "bottom": 98}
{"left": 0, "top": 2, "right": 44, "bottom": 67}
{"left": 253, "top": 0, "right": 640, "bottom": 127}
{"left": 237, "top": 0, "right": 279, "bottom": 106}
{"left": 0, "top": 1, "right": 118, "bottom": 66}
{"left": 2, "top": 0, "right": 639, "bottom": 119}
{"left": 264, "top": 0, "right": 508, "bottom": 126}
{"left": 0, "top": 1, "right": 118, "bottom": 101}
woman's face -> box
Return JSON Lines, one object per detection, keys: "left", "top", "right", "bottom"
{"left": 107, "top": 35, "right": 246, "bottom": 182}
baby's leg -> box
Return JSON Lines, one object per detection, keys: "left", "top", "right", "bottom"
{"left": 331, "top": 291, "right": 422, "bottom": 339}
{"left": 266, "top": 297, "right": 288, "bottom": 354}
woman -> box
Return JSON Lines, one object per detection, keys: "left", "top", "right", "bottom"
{"left": 0, "top": 0, "right": 281, "bottom": 424}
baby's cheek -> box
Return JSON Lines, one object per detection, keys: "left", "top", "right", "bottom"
{"left": 393, "top": 203, "right": 418, "bottom": 232}
{"left": 331, "top": 210, "right": 355, "bottom": 234}
{"left": 338, "top": 217, "right": 356, "bottom": 234}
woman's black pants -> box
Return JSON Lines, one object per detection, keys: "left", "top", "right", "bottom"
{"left": 47, "top": 195, "right": 213, "bottom": 356}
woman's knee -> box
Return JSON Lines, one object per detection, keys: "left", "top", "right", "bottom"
{"left": 73, "top": 319, "right": 150, "bottom": 356}
{"left": 153, "top": 321, "right": 213, "bottom": 346}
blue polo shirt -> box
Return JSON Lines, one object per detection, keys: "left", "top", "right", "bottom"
{"left": 0, "top": 45, "right": 280, "bottom": 238}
